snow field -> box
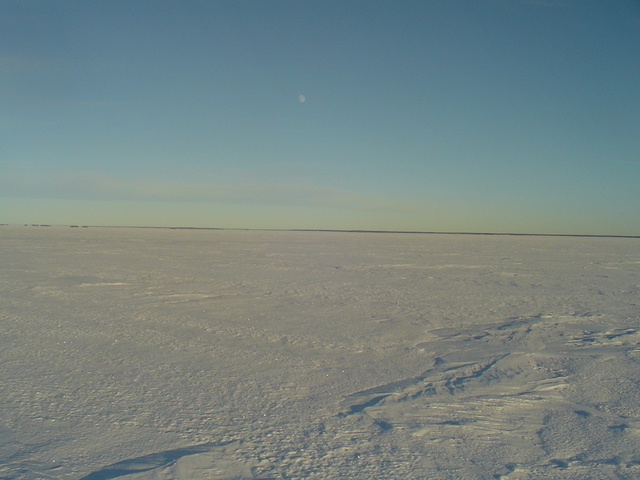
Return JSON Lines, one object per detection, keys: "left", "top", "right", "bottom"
{"left": 1, "top": 226, "right": 639, "bottom": 479}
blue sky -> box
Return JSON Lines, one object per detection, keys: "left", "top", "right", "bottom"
{"left": 2, "top": 0, "right": 639, "bottom": 234}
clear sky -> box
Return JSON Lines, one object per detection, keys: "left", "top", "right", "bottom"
{"left": 2, "top": 0, "right": 639, "bottom": 235}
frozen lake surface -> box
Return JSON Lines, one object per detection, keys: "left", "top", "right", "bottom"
{"left": 1, "top": 226, "right": 640, "bottom": 479}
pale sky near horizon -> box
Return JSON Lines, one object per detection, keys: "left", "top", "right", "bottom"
{"left": 2, "top": 0, "right": 639, "bottom": 235}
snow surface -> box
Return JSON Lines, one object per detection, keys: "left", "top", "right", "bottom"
{"left": 1, "top": 226, "right": 640, "bottom": 479}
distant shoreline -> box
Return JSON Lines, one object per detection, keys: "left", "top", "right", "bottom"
{"left": 4, "top": 223, "right": 639, "bottom": 239}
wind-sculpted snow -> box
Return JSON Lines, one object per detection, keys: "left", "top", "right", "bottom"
{"left": 77, "top": 442, "right": 241, "bottom": 480}
{"left": 1, "top": 226, "right": 639, "bottom": 479}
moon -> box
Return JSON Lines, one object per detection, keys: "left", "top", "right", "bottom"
{"left": 298, "top": 95, "right": 306, "bottom": 103}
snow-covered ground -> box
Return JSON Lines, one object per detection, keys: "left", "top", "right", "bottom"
{"left": 1, "top": 226, "right": 639, "bottom": 479}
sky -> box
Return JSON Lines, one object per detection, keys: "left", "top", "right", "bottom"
{"left": 1, "top": 0, "right": 639, "bottom": 235}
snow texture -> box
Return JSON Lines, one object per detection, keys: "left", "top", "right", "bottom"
{"left": 1, "top": 226, "right": 640, "bottom": 479}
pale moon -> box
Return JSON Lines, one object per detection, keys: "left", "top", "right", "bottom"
{"left": 298, "top": 95, "right": 306, "bottom": 103}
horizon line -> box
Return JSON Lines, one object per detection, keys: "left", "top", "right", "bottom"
{"left": 4, "top": 223, "right": 639, "bottom": 239}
